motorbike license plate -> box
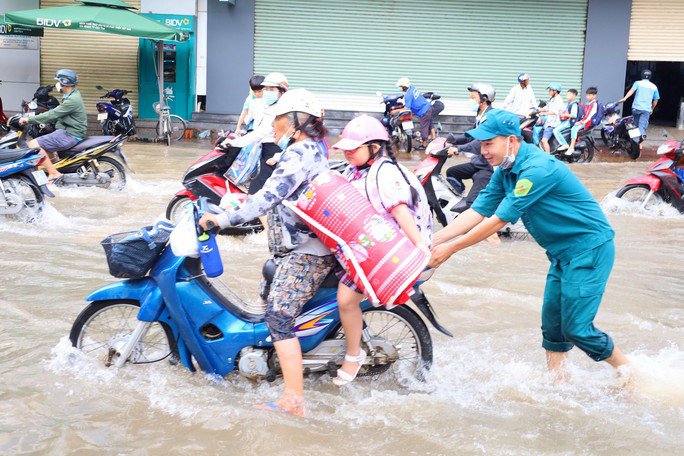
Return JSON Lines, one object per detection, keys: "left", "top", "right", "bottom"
{"left": 402, "top": 120, "right": 414, "bottom": 130}
{"left": 97, "top": 113, "right": 108, "bottom": 121}
{"left": 628, "top": 127, "right": 641, "bottom": 139}
{"left": 32, "top": 170, "right": 48, "bottom": 186}
{"left": 25, "top": 111, "right": 35, "bottom": 117}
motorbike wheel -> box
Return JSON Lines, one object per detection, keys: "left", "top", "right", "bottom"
{"left": 102, "top": 120, "right": 114, "bottom": 136}
{"left": 616, "top": 184, "right": 664, "bottom": 208}
{"left": 166, "top": 195, "right": 193, "bottom": 224}
{"left": 392, "top": 129, "right": 412, "bottom": 154}
{"left": 628, "top": 140, "right": 641, "bottom": 160}
{"left": 331, "top": 305, "right": 433, "bottom": 381}
{"left": 92, "top": 155, "right": 126, "bottom": 190}
{"left": 70, "top": 299, "right": 178, "bottom": 366}
{"left": 3, "top": 176, "right": 43, "bottom": 222}
{"left": 575, "top": 142, "right": 595, "bottom": 163}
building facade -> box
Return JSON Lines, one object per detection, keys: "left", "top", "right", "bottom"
{"left": 206, "top": 0, "right": 684, "bottom": 126}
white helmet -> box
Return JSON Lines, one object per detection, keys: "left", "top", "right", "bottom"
{"left": 262, "top": 72, "right": 289, "bottom": 91}
{"left": 396, "top": 77, "right": 411, "bottom": 88}
{"left": 269, "top": 88, "right": 322, "bottom": 117}
{"left": 468, "top": 82, "right": 496, "bottom": 102}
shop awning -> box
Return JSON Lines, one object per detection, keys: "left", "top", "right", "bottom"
{"left": 4, "top": 0, "right": 188, "bottom": 42}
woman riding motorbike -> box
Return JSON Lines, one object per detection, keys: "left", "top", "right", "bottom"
{"left": 200, "top": 89, "right": 332, "bottom": 417}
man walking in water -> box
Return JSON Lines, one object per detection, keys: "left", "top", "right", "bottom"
{"left": 429, "top": 109, "right": 630, "bottom": 378}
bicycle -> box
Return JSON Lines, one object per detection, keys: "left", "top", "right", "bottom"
{"left": 154, "top": 88, "right": 187, "bottom": 146}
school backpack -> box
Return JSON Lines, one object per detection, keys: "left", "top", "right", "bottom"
{"left": 591, "top": 102, "right": 606, "bottom": 125}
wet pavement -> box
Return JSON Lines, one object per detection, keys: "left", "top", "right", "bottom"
{"left": 0, "top": 140, "right": 682, "bottom": 455}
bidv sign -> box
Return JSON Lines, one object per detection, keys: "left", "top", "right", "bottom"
{"left": 36, "top": 18, "right": 73, "bottom": 27}
{"left": 165, "top": 18, "right": 190, "bottom": 28}
{"left": 163, "top": 17, "right": 193, "bottom": 32}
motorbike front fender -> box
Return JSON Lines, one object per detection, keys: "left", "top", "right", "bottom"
{"left": 86, "top": 278, "right": 165, "bottom": 322}
{"left": 624, "top": 174, "right": 661, "bottom": 192}
{"left": 175, "top": 188, "right": 196, "bottom": 199}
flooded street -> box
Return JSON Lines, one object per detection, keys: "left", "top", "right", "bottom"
{"left": 1, "top": 141, "right": 683, "bottom": 455}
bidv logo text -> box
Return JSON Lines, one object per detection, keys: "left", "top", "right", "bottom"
{"left": 36, "top": 18, "right": 72, "bottom": 27}
{"left": 164, "top": 18, "right": 191, "bottom": 28}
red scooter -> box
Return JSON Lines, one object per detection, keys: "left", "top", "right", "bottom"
{"left": 166, "top": 135, "right": 263, "bottom": 236}
{"left": 616, "top": 138, "right": 684, "bottom": 212}
{"left": 0, "top": 80, "right": 8, "bottom": 133}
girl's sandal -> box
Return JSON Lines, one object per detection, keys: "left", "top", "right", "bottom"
{"left": 332, "top": 349, "right": 367, "bottom": 386}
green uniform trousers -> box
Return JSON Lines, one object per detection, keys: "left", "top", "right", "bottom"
{"left": 541, "top": 240, "right": 615, "bottom": 361}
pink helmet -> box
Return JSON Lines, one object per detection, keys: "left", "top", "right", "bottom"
{"left": 333, "top": 114, "right": 390, "bottom": 151}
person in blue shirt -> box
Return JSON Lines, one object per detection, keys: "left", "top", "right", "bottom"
{"left": 553, "top": 88, "right": 580, "bottom": 150}
{"left": 429, "top": 109, "right": 630, "bottom": 378}
{"left": 619, "top": 69, "right": 660, "bottom": 137}
{"left": 395, "top": 77, "right": 434, "bottom": 149}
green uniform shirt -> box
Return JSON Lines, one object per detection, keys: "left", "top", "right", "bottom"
{"left": 471, "top": 141, "right": 614, "bottom": 263}
{"left": 29, "top": 88, "right": 87, "bottom": 139}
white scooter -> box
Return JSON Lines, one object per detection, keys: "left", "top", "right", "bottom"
{"left": 414, "top": 138, "right": 528, "bottom": 238}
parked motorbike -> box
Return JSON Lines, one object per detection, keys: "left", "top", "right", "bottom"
{"left": 600, "top": 101, "right": 643, "bottom": 160}
{"left": 0, "top": 146, "right": 54, "bottom": 221}
{"left": 414, "top": 138, "right": 528, "bottom": 238}
{"left": 520, "top": 107, "right": 596, "bottom": 163}
{"left": 21, "top": 84, "right": 60, "bottom": 139}
{"left": 0, "top": 114, "right": 131, "bottom": 190}
{"left": 69, "top": 201, "right": 451, "bottom": 383}
{"left": 166, "top": 136, "right": 263, "bottom": 235}
{"left": 95, "top": 85, "right": 136, "bottom": 136}
{"left": 616, "top": 137, "right": 684, "bottom": 212}
{"left": 377, "top": 91, "right": 419, "bottom": 153}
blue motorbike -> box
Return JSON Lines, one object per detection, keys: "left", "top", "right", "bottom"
{"left": 69, "top": 211, "right": 452, "bottom": 382}
{"left": 600, "top": 101, "right": 643, "bottom": 160}
{"left": 95, "top": 86, "right": 136, "bottom": 136}
{"left": 0, "top": 146, "right": 54, "bottom": 221}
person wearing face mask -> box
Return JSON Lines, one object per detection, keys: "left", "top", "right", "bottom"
{"left": 18, "top": 69, "right": 87, "bottom": 182}
{"left": 223, "top": 72, "right": 289, "bottom": 196}
{"left": 428, "top": 109, "right": 631, "bottom": 380}
{"left": 442, "top": 83, "right": 495, "bottom": 214}
{"left": 200, "top": 89, "right": 333, "bottom": 417}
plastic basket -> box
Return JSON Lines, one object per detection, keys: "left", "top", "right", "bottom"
{"left": 101, "top": 222, "right": 174, "bottom": 279}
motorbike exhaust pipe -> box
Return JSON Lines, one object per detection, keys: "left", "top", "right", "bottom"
{"left": 57, "top": 172, "right": 112, "bottom": 188}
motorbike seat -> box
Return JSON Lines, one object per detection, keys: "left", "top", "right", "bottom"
{"left": 0, "top": 147, "right": 38, "bottom": 164}
{"left": 68, "top": 135, "right": 116, "bottom": 153}
{"left": 262, "top": 259, "right": 339, "bottom": 290}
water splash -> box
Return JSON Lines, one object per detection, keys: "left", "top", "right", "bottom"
{"left": 601, "top": 192, "right": 683, "bottom": 219}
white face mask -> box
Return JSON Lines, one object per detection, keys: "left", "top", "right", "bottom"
{"left": 467, "top": 99, "right": 479, "bottom": 113}
{"left": 55, "top": 82, "right": 62, "bottom": 92}
{"left": 499, "top": 136, "right": 516, "bottom": 170}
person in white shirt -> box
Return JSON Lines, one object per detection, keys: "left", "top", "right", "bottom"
{"left": 503, "top": 73, "right": 537, "bottom": 116}
{"left": 537, "top": 82, "right": 565, "bottom": 153}
{"left": 235, "top": 75, "right": 265, "bottom": 133}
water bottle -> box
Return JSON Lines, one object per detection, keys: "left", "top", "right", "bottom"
{"left": 198, "top": 230, "right": 223, "bottom": 278}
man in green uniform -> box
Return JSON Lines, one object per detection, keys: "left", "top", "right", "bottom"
{"left": 19, "top": 69, "right": 87, "bottom": 181}
{"left": 429, "top": 109, "right": 630, "bottom": 376}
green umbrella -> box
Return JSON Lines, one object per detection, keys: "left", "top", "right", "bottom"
{"left": 4, "top": 0, "right": 188, "bottom": 41}
{"left": 5, "top": 1, "right": 189, "bottom": 137}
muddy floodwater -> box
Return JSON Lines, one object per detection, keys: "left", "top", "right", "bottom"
{"left": 1, "top": 141, "right": 682, "bottom": 455}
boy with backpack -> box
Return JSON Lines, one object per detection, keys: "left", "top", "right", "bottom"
{"left": 554, "top": 89, "right": 581, "bottom": 151}
{"left": 564, "top": 87, "right": 602, "bottom": 156}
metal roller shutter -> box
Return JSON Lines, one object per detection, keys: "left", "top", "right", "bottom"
{"left": 39, "top": 0, "right": 140, "bottom": 115}
{"left": 628, "top": 0, "right": 684, "bottom": 61}
{"left": 254, "top": 0, "right": 588, "bottom": 108}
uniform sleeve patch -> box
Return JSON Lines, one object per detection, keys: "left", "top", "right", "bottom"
{"left": 514, "top": 178, "right": 533, "bottom": 197}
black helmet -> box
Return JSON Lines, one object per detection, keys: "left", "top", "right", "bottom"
{"left": 55, "top": 69, "right": 78, "bottom": 86}
{"left": 641, "top": 69, "right": 652, "bottom": 80}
